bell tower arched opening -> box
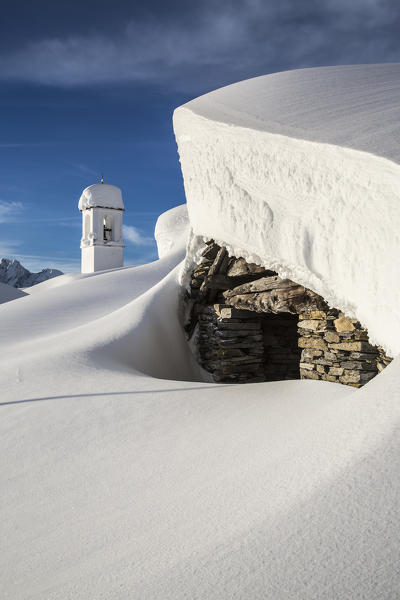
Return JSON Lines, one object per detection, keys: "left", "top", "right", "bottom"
{"left": 103, "top": 214, "right": 113, "bottom": 242}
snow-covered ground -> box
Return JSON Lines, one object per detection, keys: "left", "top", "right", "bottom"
{"left": 2, "top": 65, "right": 400, "bottom": 598}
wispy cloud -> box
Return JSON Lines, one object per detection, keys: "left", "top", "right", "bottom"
{"left": 0, "top": 200, "right": 23, "bottom": 223}
{"left": 123, "top": 224, "right": 154, "bottom": 246}
{"left": 0, "top": 241, "right": 156, "bottom": 272}
{"left": 0, "top": 142, "right": 56, "bottom": 148}
{"left": 124, "top": 211, "right": 162, "bottom": 219}
{"left": 0, "top": 241, "right": 80, "bottom": 273}
{"left": 17, "top": 215, "right": 81, "bottom": 228}
{"left": 67, "top": 162, "right": 100, "bottom": 178}
{"left": 17, "top": 256, "right": 80, "bottom": 274}
{"left": 0, "top": 240, "right": 21, "bottom": 257}
{"left": 0, "top": 1, "right": 398, "bottom": 90}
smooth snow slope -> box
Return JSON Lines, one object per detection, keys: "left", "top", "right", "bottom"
{"left": 1, "top": 205, "right": 400, "bottom": 598}
{"left": 174, "top": 64, "right": 400, "bottom": 356}
{"left": 0, "top": 258, "right": 181, "bottom": 349}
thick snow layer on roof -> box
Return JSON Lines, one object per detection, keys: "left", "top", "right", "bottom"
{"left": 78, "top": 183, "right": 124, "bottom": 211}
{"left": 182, "top": 63, "right": 400, "bottom": 163}
{"left": 174, "top": 64, "right": 400, "bottom": 356}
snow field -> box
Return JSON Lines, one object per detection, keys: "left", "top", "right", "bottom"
{"left": 2, "top": 65, "right": 400, "bottom": 598}
{"left": 1, "top": 242, "right": 400, "bottom": 597}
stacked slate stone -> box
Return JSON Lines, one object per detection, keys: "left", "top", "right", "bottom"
{"left": 186, "top": 242, "right": 274, "bottom": 382}
{"left": 221, "top": 268, "right": 327, "bottom": 382}
{"left": 185, "top": 241, "right": 274, "bottom": 337}
{"left": 377, "top": 346, "right": 393, "bottom": 373}
{"left": 196, "top": 304, "right": 265, "bottom": 383}
{"left": 298, "top": 310, "right": 392, "bottom": 387}
{"left": 223, "top": 273, "right": 326, "bottom": 315}
{"left": 185, "top": 240, "right": 393, "bottom": 388}
{"left": 189, "top": 241, "right": 221, "bottom": 303}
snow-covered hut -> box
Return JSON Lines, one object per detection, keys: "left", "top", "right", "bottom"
{"left": 174, "top": 64, "right": 400, "bottom": 387}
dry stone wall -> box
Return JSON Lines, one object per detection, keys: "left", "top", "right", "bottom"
{"left": 298, "top": 309, "right": 391, "bottom": 387}
{"left": 196, "top": 304, "right": 265, "bottom": 383}
{"left": 184, "top": 241, "right": 392, "bottom": 387}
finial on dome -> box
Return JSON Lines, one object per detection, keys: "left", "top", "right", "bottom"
{"left": 101, "top": 173, "right": 104, "bottom": 184}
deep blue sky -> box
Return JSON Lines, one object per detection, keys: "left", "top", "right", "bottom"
{"left": 1, "top": 0, "right": 399, "bottom": 272}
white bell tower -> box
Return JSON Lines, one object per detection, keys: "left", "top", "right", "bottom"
{"left": 79, "top": 181, "right": 125, "bottom": 273}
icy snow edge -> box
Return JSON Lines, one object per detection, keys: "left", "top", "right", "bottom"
{"left": 173, "top": 76, "right": 400, "bottom": 357}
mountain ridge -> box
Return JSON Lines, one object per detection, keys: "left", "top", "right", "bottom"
{"left": 0, "top": 258, "right": 63, "bottom": 288}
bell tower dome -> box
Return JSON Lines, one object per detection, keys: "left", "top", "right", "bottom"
{"left": 78, "top": 181, "right": 125, "bottom": 273}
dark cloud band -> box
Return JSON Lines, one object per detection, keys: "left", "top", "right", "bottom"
{"left": 0, "top": 0, "right": 399, "bottom": 92}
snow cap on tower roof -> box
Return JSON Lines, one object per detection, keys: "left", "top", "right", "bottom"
{"left": 78, "top": 184, "right": 124, "bottom": 211}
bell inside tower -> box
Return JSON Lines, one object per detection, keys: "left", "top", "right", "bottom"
{"left": 103, "top": 215, "right": 113, "bottom": 242}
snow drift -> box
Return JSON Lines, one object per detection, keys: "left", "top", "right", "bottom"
{"left": 154, "top": 203, "right": 189, "bottom": 258}
{"left": 174, "top": 63, "right": 400, "bottom": 356}
{"left": 2, "top": 65, "right": 400, "bottom": 599}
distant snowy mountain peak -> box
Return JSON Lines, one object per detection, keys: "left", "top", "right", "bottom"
{"left": 0, "top": 258, "right": 63, "bottom": 288}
